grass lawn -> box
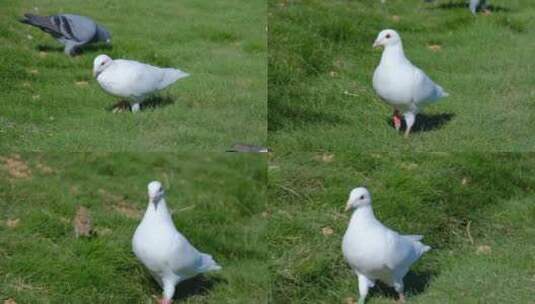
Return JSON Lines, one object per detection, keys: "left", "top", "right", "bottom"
{"left": 267, "top": 152, "right": 535, "bottom": 303}
{"left": 0, "top": 153, "right": 268, "bottom": 303}
{"left": 0, "top": 0, "right": 266, "bottom": 151}
{"left": 268, "top": 0, "right": 535, "bottom": 152}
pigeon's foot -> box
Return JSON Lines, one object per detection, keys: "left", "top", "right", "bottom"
{"left": 393, "top": 115, "right": 401, "bottom": 131}
{"left": 482, "top": 9, "right": 492, "bottom": 15}
{"left": 392, "top": 110, "right": 402, "bottom": 131}
{"left": 397, "top": 293, "right": 406, "bottom": 303}
{"left": 111, "top": 100, "right": 131, "bottom": 113}
{"left": 158, "top": 298, "right": 172, "bottom": 304}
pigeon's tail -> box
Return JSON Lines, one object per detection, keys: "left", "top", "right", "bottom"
{"left": 428, "top": 83, "right": 449, "bottom": 102}
{"left": 415, "top": 241, "right": 431, "bottom": 256}
{"left": 406, "top": 234, "right": 431, "bottom": 256}
{"left": 403, "top": 234, "right": 424, "bottom": 242}
{"left": 197, "top": 253, "right": 222, "bottom": 273}
{"left": 158, "top": 68, "right": 190, "bottom": 90}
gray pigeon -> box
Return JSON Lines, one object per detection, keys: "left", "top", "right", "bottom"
{"left": 20, "top": 13, "right": 111, "bottom": 56}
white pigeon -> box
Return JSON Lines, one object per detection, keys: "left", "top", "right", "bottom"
{"left": 132, "top": 181, "right": 221, "bottom": 304}
{"left": 342, "top": 187, "right": 431, "bottom": 304}
{"left": 372, "top": 29, "right": 448, "bottom": 137}
{"left": 93, "top": 55, "right": 190, "bottom": 112}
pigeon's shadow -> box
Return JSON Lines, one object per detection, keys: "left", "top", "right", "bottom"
{"left": 107, "top": 96, "right": 175, "bottom": 113}
{"left": 36, "top": 43, "right": 112, "bottom": 55}
{"left": 83, "top": 43, "right": 113, "bottom": 53}
{"left": 386, "top": 112, "right": 454, "bottom": 134}
{"left": 173, "top": 275, "right": 225, "bottom": 301}
{"left": 412, "top": 112, "right": 454, "bottom": 133}
{"left": 269, "top": 102, "right": 350, "bottom": 132}
{"left": 36, "top": 44, "right": 63, "bottom": 53}
{"left": 369, "top": 271, "right": 434, "bottom": 299}
{"left": 427, "top": 1, "right": 510, "bottom": 13}
{"left": 139, "top": 95, "right": 175, "bottom": 110}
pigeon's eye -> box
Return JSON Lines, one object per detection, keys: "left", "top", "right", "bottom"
{"left": 360, "top": 195, "right": 365, "bottom": 200}
{"left": 386, "top": 34, "right": 391, "bottom": 39}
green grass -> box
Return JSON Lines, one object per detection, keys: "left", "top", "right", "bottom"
{"left": 268, "top": 0, "right": 535, "bottom": 151}
{"left": 267, "top": 152, "right": 535, "bottom": 303}
{"left": 0, "top": 0, "right": 266, "bottom": 151}
{"left": 0, "top": 153, "right": 268, "bottom": 303}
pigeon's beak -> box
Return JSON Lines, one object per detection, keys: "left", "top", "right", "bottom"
{"left": 344, "top": 200, "right": 352, "bottom": 212}
{"left": 105, "top": 39, "right": 111, "bottom": 44}
{"left": 373, "top": 39, "right": 382, "bottom": 48}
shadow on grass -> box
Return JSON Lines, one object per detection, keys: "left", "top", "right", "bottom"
{"left": 386, "top": 112, "right": 454, "bottom": 134}
{"left": 370, "top": 271, "right": 434, "bottom": 299}
{"left": 107, "top": 96, "right": 175, "bottom": 113}
{"left": 140, "top": 95, "right": 175, "bottom": 110}
{"left": 36, "top": 43, "right": 112, "bottom": 55}
{"left": 426, "top": 1, "right": 510, "bottom": 13}
{"left": 269, "top": 102, "right": 350, "bottom": 131}
{"left": 173, "top": 275, "right": 225, "bottom": 301}
{"left": 413, "top": 112, "right": 455, "bottom": 133}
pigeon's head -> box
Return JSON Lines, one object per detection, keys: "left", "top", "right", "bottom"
{"left": 345, "top": 187, "right": 372, "bottom": 211}
{"left": 373, "top": 29, "right": 401, "bottom": 48}
{"left": 147, "top": 181, "right": 165, "bottom": 207}
{"left": 95, "top": 26, "right": 111, "bottom": 44}
{"left": 93, "top": 54, "right": 112, "bottom": 78}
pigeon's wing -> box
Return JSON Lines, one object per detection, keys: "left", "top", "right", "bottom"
{"left": 156, "top": 68, "right": 190, "bottom": 90}
{"left": 60, "top": 14, "right": 97, "bottom": 44}
{"left": 126, "top": 61, "right": 188, "bottom": 94}
{"left": 412, "top": 66, "right": 448, "bottom": 104}
{"left": 103, "top": 60, "right": 163, "bottom": 98}
{"left": 101, "top": 60, "right": 188, "bottom": 99}
{"left": 385, "top": 230, "right": 421, "bottom": 271}
{"left": 167, "top": 231, "right": 221, "bottom": 278}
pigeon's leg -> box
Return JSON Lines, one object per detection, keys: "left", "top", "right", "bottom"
{"left": 469, "top": 0, "right": 480, "bottom": 14}
{"left": 393, "top": 279, "right": 405, "bottom": 303}
{"left": 392, "top": 109, "right": 402, "bottom": 131}
{"left": 160, "top": 279, "right": 177, "bottom": 304}
{"left": 357, "top": 273, "right": 373, "bottom": 304}
{"left": 64, "top": 42, "right": 79, "bottom": 56}
{"left": 403, "top": 112, "right": 416, "bottom": 138}
{"left": 131, "top": 102, "right": 141, "bottom": 113}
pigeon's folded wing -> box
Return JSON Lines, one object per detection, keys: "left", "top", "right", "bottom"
{"left": 60, "top": 14, "right": 97, "bottom": 44}
{"left": 412, "top": 67, "right": 447, "bottom": 103}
